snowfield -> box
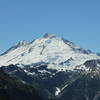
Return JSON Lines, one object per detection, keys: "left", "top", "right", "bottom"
{"left": 0, "top": 33, "right": 100, "bottom": 72}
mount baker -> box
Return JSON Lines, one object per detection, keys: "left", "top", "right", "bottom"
{"left": 0, "top": 33, "right": 100, "bottom": 100}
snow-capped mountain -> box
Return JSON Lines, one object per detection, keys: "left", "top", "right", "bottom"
{"left": 0, "top": 33, "right": 99, "bottom": 71}
{"left": 1, "top": 33, "right": 100, "bottom": 100}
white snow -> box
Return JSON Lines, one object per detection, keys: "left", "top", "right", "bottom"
{"left": 61, "top": 84, "right": 69, "bottom": 91}
{"left": 24, "top": 70, "right": 35, "bottom": 75}
{"left": 55, "top": 87, "right": 61, "bottom": 96}
{"left": 0, "top": 34, "right": 100, "bottom": 73}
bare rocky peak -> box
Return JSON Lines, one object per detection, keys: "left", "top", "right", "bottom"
{"left": 17, "top": 40, "right": 28, "bottom": 47}
{"left": 43, "top": 33, "right": 56, "bottom": 38}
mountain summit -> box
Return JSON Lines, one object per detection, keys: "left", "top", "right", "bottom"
{"left": 0, "top": 33, "right": 99, "bottom": 69}
{"left": 43, "top": 33, "right": 56, "bottom": 38}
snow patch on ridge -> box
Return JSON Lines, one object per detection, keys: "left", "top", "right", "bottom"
{"left": 55, "top": 87, "right": 61, "bottom": 96}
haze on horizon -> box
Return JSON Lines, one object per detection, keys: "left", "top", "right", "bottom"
{"left": 0, "top": 0, "right": 100, "bottom": 53}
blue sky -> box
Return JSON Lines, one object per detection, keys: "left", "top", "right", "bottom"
{"left": 0, "top": 0, "right": 100, "bottom": 53}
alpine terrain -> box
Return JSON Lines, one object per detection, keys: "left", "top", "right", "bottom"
{"left": 0, "top": 33, "right": 100, "bottom": 100}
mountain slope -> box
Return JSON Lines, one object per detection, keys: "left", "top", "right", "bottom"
{"left": 0, "top": 68, "right": 44, "bottom": 100}
{"left": 58, "top": 60, "right": 100, "bottom": 100}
